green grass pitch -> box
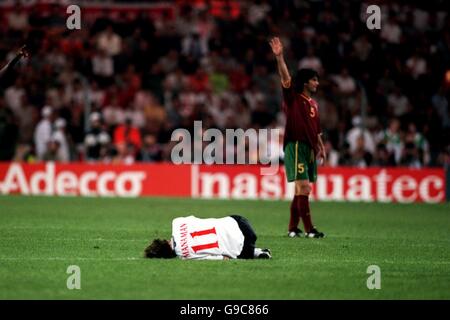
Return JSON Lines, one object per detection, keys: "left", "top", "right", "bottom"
{"left": 0, "top": 195, "right": 449, "bottom": 299}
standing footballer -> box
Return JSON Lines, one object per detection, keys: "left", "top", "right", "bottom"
{"left": 269, "top": 37, "right": 326, "bottom": 238}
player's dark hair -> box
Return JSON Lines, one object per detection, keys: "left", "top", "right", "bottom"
{"left": 294, "top": 68, "right": 319, "bottom": 91}
{"left": 144, "top": 239, "right": 176, "bottom": 259}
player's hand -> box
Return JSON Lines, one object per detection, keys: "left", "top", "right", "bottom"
{"left": 317, "top": 148, "right": 326, "bottom": 166}
{"left": 17, "top": 45, "right": 30, "bottom": 58}
{"left": 269, "top": 37, "right": 283, "bottom": 57}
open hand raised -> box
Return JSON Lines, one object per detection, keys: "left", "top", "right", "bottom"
{"left": 17, "top": 45, "right": 30, "bottom": 58}
{"left": 269, "top": 37, "right": 283, "bottom": 57}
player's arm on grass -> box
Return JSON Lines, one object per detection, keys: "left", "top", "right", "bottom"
{"left": 269, "top": 37, "right": 291, "bottom": 88}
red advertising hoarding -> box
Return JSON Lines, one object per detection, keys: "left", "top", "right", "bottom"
{"left": 0, "top": 162, "right": 446, "bottom": 203}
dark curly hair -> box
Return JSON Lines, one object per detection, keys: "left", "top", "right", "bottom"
{"left": 144, "top": 239, "right": 176, "bottom": 259}
{"left": 293, "top": 68, "right": 319, "bottom": 92}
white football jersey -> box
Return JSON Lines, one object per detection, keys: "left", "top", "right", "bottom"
{"left": 171, "top": 216, "right": 244, "bottom": 260}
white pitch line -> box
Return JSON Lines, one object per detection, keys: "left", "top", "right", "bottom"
{"left": 336, "top": 259, "right": 450, "bottom": 265}
{"left": 0, "top": 257, "right": 449, "bottom": 265}
{"left": 0, "top": 257, "right": 140, "bottom": 261}
{"left": 0, "top": 238, "right": 149, "bottom": 242}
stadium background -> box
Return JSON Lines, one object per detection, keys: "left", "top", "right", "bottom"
{"left": 0, "top": 0, "right": 449, "bottom": 201}
{"left": 0, "top": 0, "right": 450, "bottom": 300}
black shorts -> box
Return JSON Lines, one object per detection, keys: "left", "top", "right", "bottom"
{"left": 230, "top": 215, "right": 257, "bottom": 259}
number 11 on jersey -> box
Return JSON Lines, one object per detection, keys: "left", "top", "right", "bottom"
{"left": 190, "top": 227, "right": 219, "bottom": 252}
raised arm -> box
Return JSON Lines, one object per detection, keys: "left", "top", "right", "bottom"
{"left": 269, "top": 37, "right": 291, "bottom": 88}
{"left": 0, "top": 45, "right": 29, "bottom": 81}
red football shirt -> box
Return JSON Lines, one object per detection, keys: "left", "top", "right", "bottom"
{"left": 282, "top": 84, "right": 322, "bottom": 153}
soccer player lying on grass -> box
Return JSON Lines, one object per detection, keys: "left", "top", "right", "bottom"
{"left": 144, "top": 215, "right": 272, "bottom": 260}
{"left": 269, "top": 37, "right": 325, "bottom": 239}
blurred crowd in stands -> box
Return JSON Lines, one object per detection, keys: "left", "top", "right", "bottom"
{"left": 0, "top": 0, "right": 449, "bottom": 168}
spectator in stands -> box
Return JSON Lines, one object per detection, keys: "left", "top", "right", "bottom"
{"left": 298, "top": 47, "right": 324, "bottom": 75}
{"left": 164, "top": 67, "right": 189, "bottom": 96}
{"left": 372, "top": 143, "right": 397, "bottom": 167}
{"left": 92, "top": 49, "right": 114, "bottom": 86}
{"left": 400, "top": 142, "right": 422, "bottom": 168}
{"left": 141, "top": 134, "right": 162, "bottom": 162}
{"left": 350, "top": 135, "right": 373, "bottom": 168}
{"left": 405, "top": 122, "right": 430, "bottom": 166}
{"left": 6, "top": 4, "right": 29, "bottom": 37}
{"left": 338, "top": 142, "right": 352, "bottom": 166}
{"left": 97, "top": 24, "right": 122, "bottom": 57}
{"left": 331, "top": 67, "right": 357, "bottom": 96}
{"left": 384, "top": 118, "right": 403, "bottom": 164}
{"left": 405, "top": 52, "right": 428, "bottom": 80}
{"left": 157, "top": 49, "right": 179, "bottom": 74}
{"left": 436, "top": 146, "right": 450, "bottom": 170}
{"left": 387, "top": 87, "right": 412, "bottom": 118}
{"left": 189, "top": 67, "right": 211, "bottom": 92}
{"left": 431, "top": 86, "right": 450, "bottom": 129}
{"left": 113, "top": 117, "right": 142, "bottom": 162}
{"left": 42, "top": 139, "right": 60, "bottom": 162}
{"left": 84, "top": 112, "right": 111, "bottom": 162}
{"left": 0, "top": 98, "right": 19, "bottom": 161}
{"left": 247, "top": 0, "right": 271, "bottom": 27}
{"left": 229, "top": 63, "right": 251, "bottom": 93}
{"left": 352, "top": 34, "right": 373, "bottom": 64}
{"left": 51, "top": 118, "right": 71, "bottom": 162}
{"left": 15, "top": 94, "right": 36, "bottom": 145}
{"left": 103, "top": 93, "right": 125, "bottom": 126}
{"left": 346, "top": 116, "right": 376, "bottom": 155}
{"left": 381, "top": 16, "right": 402, "bottom": 45}
{"left": 4, "top": 77, "right": 26, "bottom": 115}
{"left": 182, "top": 32, "right": 208, "bottom": 59}
{"left": 323, "top": 141, "right": 339, "bottom": 167}
{"left": 34, "top": 106, "right": 54, "bottom": 161}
